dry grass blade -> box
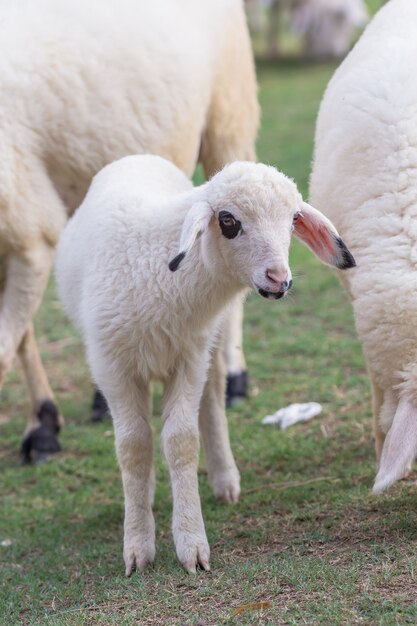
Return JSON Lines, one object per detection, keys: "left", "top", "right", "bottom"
{"left": 245, "top": 476, "right": 340, "bottom": 495}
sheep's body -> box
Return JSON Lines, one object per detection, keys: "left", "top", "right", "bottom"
{"left": 56, "top": 154, "right": 354, "bottom": 573}
{"left": 0, "top": 0, "right": 259, "bottom": 455}
{"left": 309, "top": 0, "right": 417, "bottom": 493}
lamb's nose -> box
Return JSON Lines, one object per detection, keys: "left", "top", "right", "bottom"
{"left": 266, "top": 269, "right": 291, "bottom": 291}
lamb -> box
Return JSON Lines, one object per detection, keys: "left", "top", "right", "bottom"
{"left": 55, "top": 154, "right": 355, "bottom": 573}
{"left": 309, "top": 0, "right": 417, "bottom": 493}
{"left": 0, "top": 0, "right": 259, "bottom": 459}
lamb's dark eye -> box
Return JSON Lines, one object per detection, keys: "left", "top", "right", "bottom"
{"left": 218, "top": 210, "right": 242, "bottom": 239}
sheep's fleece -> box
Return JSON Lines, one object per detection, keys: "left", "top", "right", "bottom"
{"left": 0, "top": 0, "right": 258, "bottom": 455}
{"left": 55, "top": 155, "right": 355, "bottom": 573}
{"left": 309, "top": 0, "right": 417, "bottom": 494}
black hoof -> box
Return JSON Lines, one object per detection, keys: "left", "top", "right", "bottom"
{"left": 91, "top": 389, "right": 109, "bottom": 422}
{"left": 20, "top": 399, "right": 61, "bottom": 464}
{"left": 226, "top": 371, "right": 249, "bottom": 408}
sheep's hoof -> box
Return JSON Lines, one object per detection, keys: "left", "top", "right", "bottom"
{"left": 210, "top": 468, "right": 241, "bottom": 504}
{"left": 176, "top": 534, "right": 210, "bottom": 574}
{"left": 90, "top": 388, "right": 109, "bottom": 422}
{"left": 20, "top": 400, "right": 61, "bottom": 464}
{"left": 124, "top": 538, "right": 156, "bottom": 576}
{"left": 226, "top": 371, "right": 249, "bottom": 408}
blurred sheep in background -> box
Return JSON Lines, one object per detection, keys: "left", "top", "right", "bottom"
{"left": 246, "top": 0, "right": 369, "bottom": 59}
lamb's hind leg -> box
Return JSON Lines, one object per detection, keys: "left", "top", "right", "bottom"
{"left": 199, "top": 344, "right": 240, "bottom": 504}
{"left": 107, "top": 377, "right": 155, "bottom": 575}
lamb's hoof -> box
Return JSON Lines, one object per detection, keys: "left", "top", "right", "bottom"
{"left": 210, "top": 468, "right": 241, "bottom": 504}
{"left": 175, "top": 532, "right": 210, "bottom": 574}
{"left": 90, "top": 388, "right": 109, "bottom": 422}
{"left": 20, "top": 400, "right": 61, "bottom": 464}
{"left": 124, "top": 537, "right": 156, "bottom": 576}
{"left": 226, "top": 370, "right": 249, "bottom": 408}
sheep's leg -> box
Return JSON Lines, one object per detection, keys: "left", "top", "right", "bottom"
{"left": 222, "top": 299, "right": 249, "bottom": 407}
{"left": 373, "top": 397, "right": 417, "bottom": 494}
{"left": 161, "top": 361, "right": 210, "bottom": 573}
{"left": 199, "top": 11, "right": 258, "bottom": 407}
{"left": 199, "top": 345, "right": 240, "bottom": 504}
{"left": 108, "top": 378, "right": 155, "bottom": 575}
{"left": 18, "top": 323, "right": 59, "bottom": 426}
{"left": 0, "top": 248, "right": 52, "bottom": 386}
{"left": 0, "top": 245, "right": 62, "bottom": 460}
{"left": 18, "top": 323, "right": 62, "bottom": 462}
{"left": 90, "top": 388, "right": 109, "bottom": 422}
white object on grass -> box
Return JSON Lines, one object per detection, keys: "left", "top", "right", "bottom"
{"left": 262, "top": 402, "right": 322, "bottom": 429}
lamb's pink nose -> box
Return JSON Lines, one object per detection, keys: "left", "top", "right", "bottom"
{"left": 266, "top": 269, "right": 290, "bottom": 291}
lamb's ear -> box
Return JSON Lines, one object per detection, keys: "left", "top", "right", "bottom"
{"left": 168, "top": 201, "right": 213, "bottom": 271}
{"left": 293, "top": 201, "right": 356, "bottom": 270}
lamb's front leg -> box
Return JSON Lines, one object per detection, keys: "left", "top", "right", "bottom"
{"left": 107, "top": 379, "right": 155, "bottom": 575}
{"left": 162, "top": 362, "right": 210, "bottom": 574}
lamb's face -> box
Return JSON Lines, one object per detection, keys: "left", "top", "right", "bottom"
{"left": 169, "top": 162, "right": 356, "bottom": 286}
{"left": 207, "top": 166, "right": 299, "bottom": 299}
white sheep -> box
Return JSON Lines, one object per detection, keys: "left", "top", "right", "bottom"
{"left": 55, "top": 154, "right": 355, "bottom": 573}
{"left": 0, "top": 0, "right": 259, "bottom": 459}
{"left": 247, "top": 0, "right": 368, "bottom": 59}
{"left": 290, "top": 0, "right": 368, "bottom": 59}
{"left": 309, "top": 0, "right": 417, "bottom": 493}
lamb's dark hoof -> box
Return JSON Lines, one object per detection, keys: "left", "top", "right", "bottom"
{"left": 20, "top": 399, "right": 61, "bottom": 464}
{"left": 226, "top": 371, "right": 249, "bottom": 408}
{"left": 90, "top": 389, "right": 109, "bottom": 422}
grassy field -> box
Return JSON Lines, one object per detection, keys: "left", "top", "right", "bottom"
{"left": 2, "top": 58, "right": 417, "bottom": 625}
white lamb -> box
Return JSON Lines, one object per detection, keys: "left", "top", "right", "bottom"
{"left": 55, "top": 154, "right": 355, "bottom": 573}
{"left": 0, "top": 0, "right": 258, "bottom": 458}
{"left": 309, "top": 0, "right": 417, "bottom": 493}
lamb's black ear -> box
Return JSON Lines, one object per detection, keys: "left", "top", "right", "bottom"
{"left": 168, "top": 201, "right": 212, "bottom": 271}
{"left": 168, "top": 252, "right": 186, "bottom": 272}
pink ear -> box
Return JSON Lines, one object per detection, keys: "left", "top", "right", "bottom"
{"left": 293, "top": 202, "right": 356, "bottom": 270}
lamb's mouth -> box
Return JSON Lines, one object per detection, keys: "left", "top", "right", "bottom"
{"left": 258, "top": 288, "right": 285, "bottom": 300}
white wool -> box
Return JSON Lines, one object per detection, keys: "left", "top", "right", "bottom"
{"left": 309, "top": 0, "right": 417, "bottom": 492}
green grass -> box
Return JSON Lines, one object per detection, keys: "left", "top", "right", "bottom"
{"left": 2, "top": 59, "right": 417, "bottom": 626}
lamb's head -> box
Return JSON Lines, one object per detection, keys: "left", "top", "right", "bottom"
{"left": 169, "top": 162, "right": 355, "bottom": 299}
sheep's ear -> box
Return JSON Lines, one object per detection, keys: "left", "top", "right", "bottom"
{"left": 168, "top": 201, "right": 213, "bottom": 271}
{"left": 373, "top": 398, "right": 417, "bottom": 494}
{"left": 293, "top": 201, "right": 356, "bottom": 270}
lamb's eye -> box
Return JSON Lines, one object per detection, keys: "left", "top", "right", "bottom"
{"left": 218, "top": 210, "right": 242, "bottom": 239}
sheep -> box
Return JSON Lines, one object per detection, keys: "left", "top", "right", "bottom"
{"left": 246, "top": 0, "right": 368, "bottom": 60}
{"left": 290, "top": 0, "right": 368, "bottom": 59}
{"left": 0, "top": 0, "right": 259, "bottom": 459}
{"left": 309, "top": 0, "right": 417, "bottom": 494}
{"left": 55, "top": 154, "right": 355, "bottom": 573}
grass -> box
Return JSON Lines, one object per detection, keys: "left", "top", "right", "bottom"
{"left": 2, "top": 58, "right": 417, "bottom": 626}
